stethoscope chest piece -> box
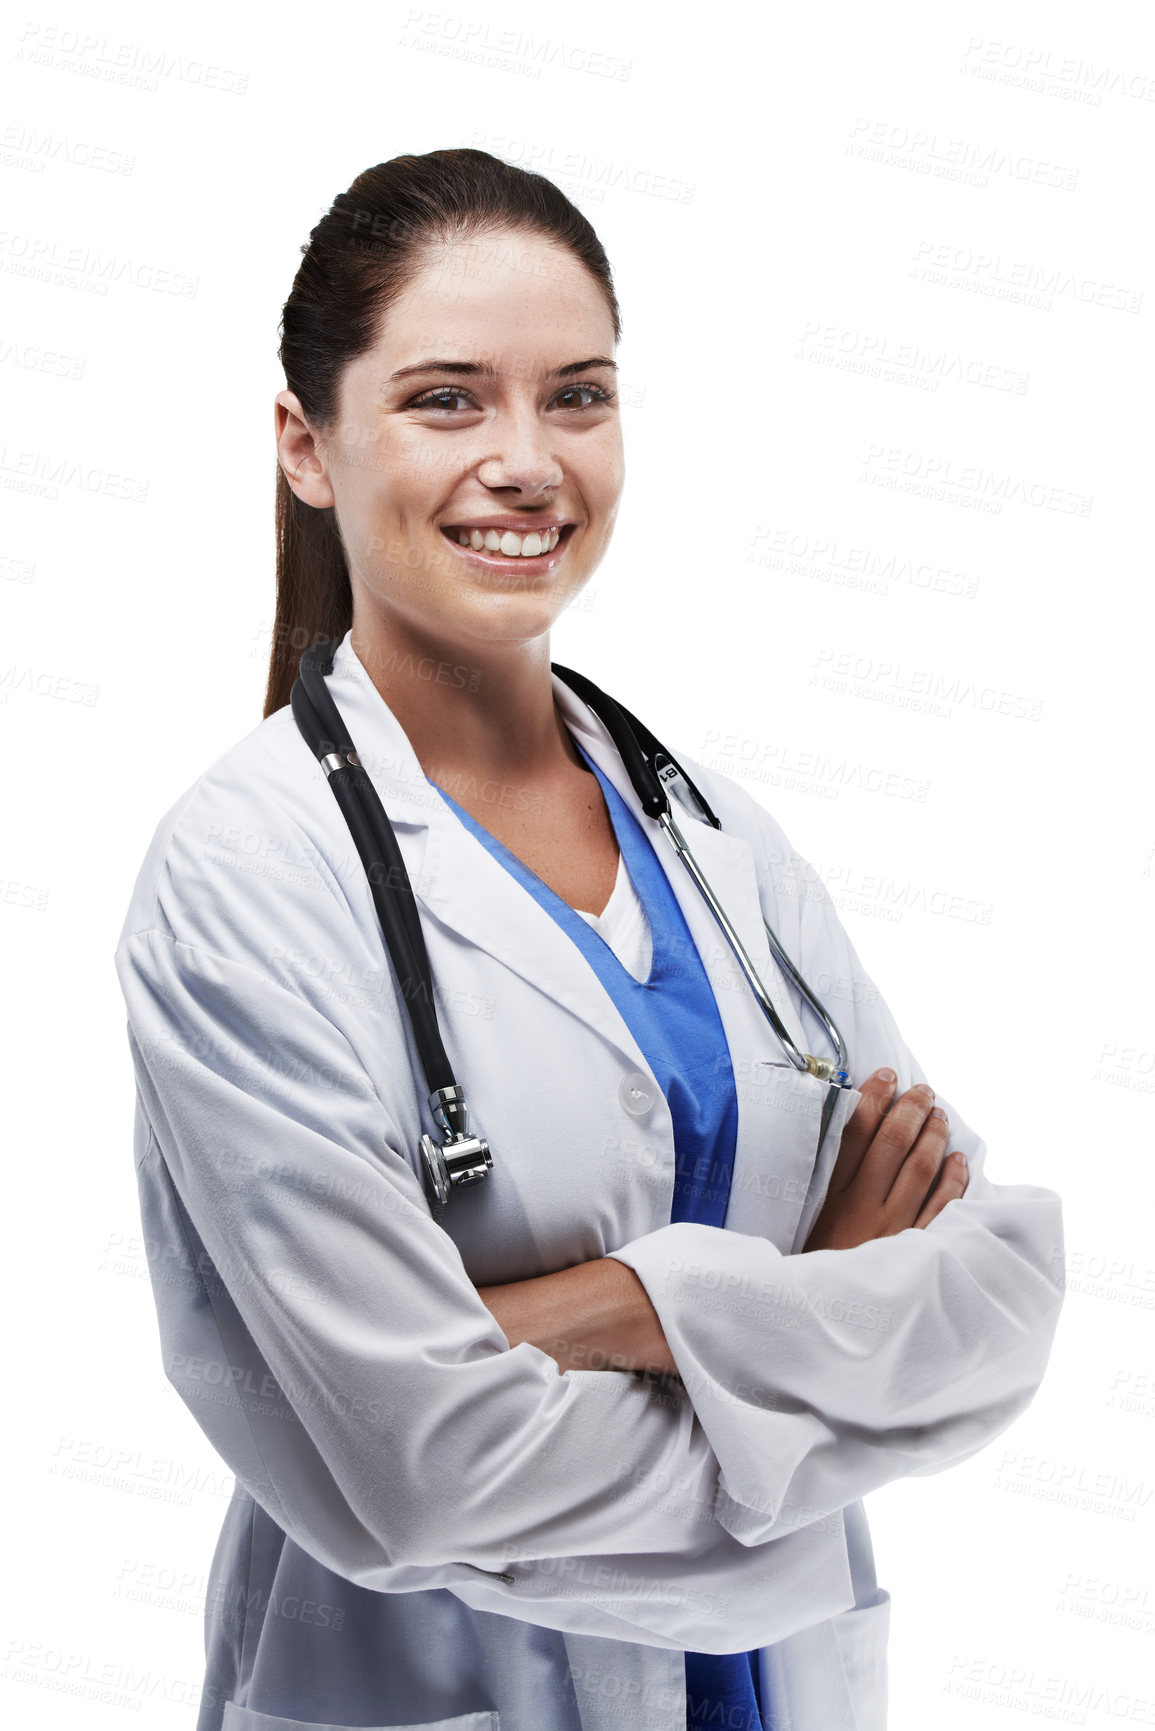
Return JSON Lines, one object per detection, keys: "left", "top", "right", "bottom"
{"left": 420, "top": 1084, "right": 493, "bottom": 1207}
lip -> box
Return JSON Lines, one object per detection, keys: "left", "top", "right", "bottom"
{"left": 439, "top": 521, "right": 576, "bottom": 573}
{"left": 441, "top": 518, "right": 572, "bottom": 534}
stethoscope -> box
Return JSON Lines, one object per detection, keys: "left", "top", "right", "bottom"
{"left": 291, "top": 639, "right": 851, "bottom": 1208}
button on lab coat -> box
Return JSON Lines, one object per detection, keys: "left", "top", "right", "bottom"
{"left": 114, "top": 632, "right": 1065, "bottom": 1731}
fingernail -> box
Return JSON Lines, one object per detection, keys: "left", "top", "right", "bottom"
{"left": 930, "top": 1107, "right": 947, "bottom": 1121}
{"left": 873, "top": 1068, "right": 896, "bottom": 1084}
{"left": 915, "top": 1083, "right": 935, "bottom": 1100}
{"left": 953, "top": 1152, "right": 968, "bottom": 1169}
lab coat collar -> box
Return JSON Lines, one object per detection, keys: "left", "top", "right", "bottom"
{"left": 326, "top": 632, "right": 448, "bottom": 822}
{"left": 327, "top": 632, "right": 818, "bottom": 1248}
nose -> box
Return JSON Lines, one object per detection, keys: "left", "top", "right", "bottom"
{"left": 476, "top": 403, "right": 563, "bottom": 497}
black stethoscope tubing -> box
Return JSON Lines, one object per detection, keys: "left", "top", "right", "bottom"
{"left": 292, "top": 641, "right": 457, "bottom": 1098}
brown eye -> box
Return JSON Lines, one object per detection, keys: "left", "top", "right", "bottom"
{"left": 410, "top": 388, "right": 477, "bottom": 413}
{"left": 554, "top": 385, "right": 615, "bottom": 410}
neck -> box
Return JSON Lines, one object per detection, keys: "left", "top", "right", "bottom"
{"left": 349, "top": 614, "right": 581, "bottom": 785}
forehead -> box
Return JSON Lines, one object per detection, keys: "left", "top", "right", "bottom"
{"left": 372, "top": 229, "right": 615, "bottom": 365}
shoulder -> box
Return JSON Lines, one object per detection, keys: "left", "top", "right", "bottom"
{"left": 664, "top": 738, "right": 898, "bottom": 1065}
{"left": 662, "top": 738, "right": 836, "bottom": 911}
{"left": 116, "top": 702, "right": 347, "bottom": 963}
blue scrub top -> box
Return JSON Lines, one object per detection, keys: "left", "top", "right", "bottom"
{"left": 429, "top": 743, "right": 766, "bottom": 1731}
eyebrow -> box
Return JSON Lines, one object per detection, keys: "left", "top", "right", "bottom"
{"left": 387, "top": 356, "right": 618, "bottom": 383}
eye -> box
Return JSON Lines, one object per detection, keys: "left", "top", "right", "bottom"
{"left": 554, "top": 384, "right": 616, "bottom": 410}
{"left": 409, "top": 387, "right": 478, "bottom": 414}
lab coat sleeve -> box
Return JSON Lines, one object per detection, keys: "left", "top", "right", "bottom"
{"left": 604, "top": 794, "right": 1066, "bottom": 1547}
{"left": 115, "top": 924, "right": 860, "bottom": 1652}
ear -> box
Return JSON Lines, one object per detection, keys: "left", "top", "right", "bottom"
{"left": 275, "top": 390, "right": 336, "bottom": 509}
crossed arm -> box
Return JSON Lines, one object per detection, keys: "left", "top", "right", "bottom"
{"left": 479, "top": 1252, "right": 678, "bottom": 1378}
{"left": 478, "top": 1072, "right": 970, "bottom": 1378}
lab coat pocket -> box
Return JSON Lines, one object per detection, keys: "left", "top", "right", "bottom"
{"left": 723, "top": 1059, "right": 861, "bottom": 1254}
{"left": 221, "top": 1705, "right": 500, "bottom": 1731}
{"left": 829, "top": 1589, "right": 890, "bottom": 1731}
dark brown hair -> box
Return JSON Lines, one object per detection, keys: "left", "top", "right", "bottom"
{"left": 263, "top": 147, "right": 622, "bottom": 717}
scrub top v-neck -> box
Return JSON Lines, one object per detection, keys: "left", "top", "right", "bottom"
{"left": 427, "top": 741, "right": 766, "bottom": 1731}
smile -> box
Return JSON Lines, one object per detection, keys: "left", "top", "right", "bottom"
{"left": 439, "top": 523, "right": 575, "bottom": 565}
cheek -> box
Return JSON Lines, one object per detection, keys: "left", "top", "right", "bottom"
{"left": 593, "top": 437, "right": 626, "bottom": 504}
{"left": 591, "top": 472, "right": 624, "bottom": 535}
{"left": 364, "top": 430, "right": 441, "bottom": 501}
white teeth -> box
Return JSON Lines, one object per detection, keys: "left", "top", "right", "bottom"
{"left": 452, "top": 526, "right": 563, "bottom": 556}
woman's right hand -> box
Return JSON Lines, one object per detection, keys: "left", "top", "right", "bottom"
{"left": 802, "top": 1071, "right": 969, "bottom": 1253}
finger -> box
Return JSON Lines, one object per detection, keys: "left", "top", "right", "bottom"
{"left": 912, "top": 1150, "right": 969, "bottom": 1229}
{"left": 834, "top": 1072, "right": 896, "bottom": 1169}
{"left": 884, "top": 1107, "right": 951, "bottom": 1219}
{"left": 852, "top": 1083, "right": 938, "bottom": 1204}
{"left": 826, "top": 1070, "right": 898, "bottom": 1192}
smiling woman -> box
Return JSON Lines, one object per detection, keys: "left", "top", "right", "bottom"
{"left": 114, "top": 148, "right": 1064, "bottom": 1731}
{"left": 277, "top": 264, "right": 622, "bottom": 630}
{"left": 270, "top": 192, "right": 629, "bottom": 915}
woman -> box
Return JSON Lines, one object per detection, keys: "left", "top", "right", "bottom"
{"left": 115, "top": 149, "right": 1064, "bottom": 1731}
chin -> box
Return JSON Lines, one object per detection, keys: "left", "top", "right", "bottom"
{"left": 471, "top": 602, "right": 567, "bottom": 640}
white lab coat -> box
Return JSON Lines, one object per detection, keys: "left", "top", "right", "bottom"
{"left": 114, "top": 630, "right": 1064, "bottom": 1731}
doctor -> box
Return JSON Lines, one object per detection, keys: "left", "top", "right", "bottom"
{"left": 115, "top": 148, "right": 1065, "bottom": 1731}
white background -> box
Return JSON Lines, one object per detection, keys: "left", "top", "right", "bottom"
{"left": 2, "top": 1, "right": 1153, "bottom": 1725}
